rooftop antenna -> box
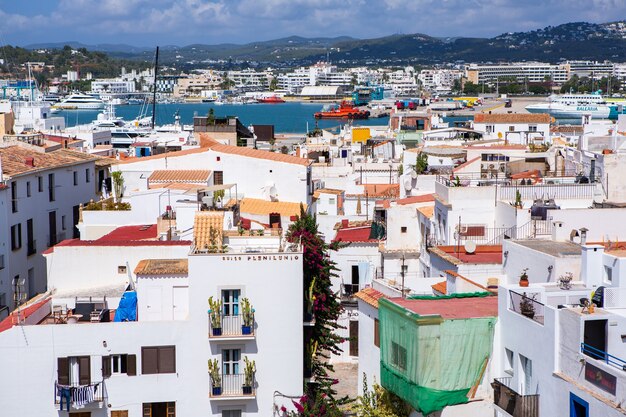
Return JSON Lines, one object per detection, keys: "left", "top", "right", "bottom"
{"left": 151, "top": 46, "right": 159, "bottom": 130}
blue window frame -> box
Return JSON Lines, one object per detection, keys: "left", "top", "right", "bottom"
{"left": 570, "top": 393, "right": 589, "bottom": 417}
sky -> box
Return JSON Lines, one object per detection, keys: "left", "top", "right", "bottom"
{"left": 0, "top": 0, "right": 625, "bottom": 47}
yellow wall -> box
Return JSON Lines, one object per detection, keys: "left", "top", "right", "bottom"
{"left": 352, "top": 127, "right": 371, "bottom": 143}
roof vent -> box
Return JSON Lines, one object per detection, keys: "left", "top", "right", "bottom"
{"left": 24, "top": 157, "right": 35, "bottom": 167}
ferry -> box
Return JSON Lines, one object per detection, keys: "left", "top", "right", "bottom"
{"left": 525, "top": 92, "right": 625, "bottom": 119}
{"left": 257, "top": 95, "right": 285, "bottom": 104}
{"left": 53, "top": 93, "right": 105, "bottom": 110}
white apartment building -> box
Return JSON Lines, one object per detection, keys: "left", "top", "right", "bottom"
{"left": 465, "top": 62, "right": 569, "bottom": 84}
{"left": 565, "top": 60, "right": 614, "bottom": 79}
{"left": 91, "top": 79, "right": 136, "bottom": 94}
{"left": 0, "top": 142, "right": 104, "bottom": 312}
{"left": 472, "top": 113, "right": 551, "bottom": 144}
{"left": 276, "top": 67, "right": 316, "bottom": 93}
{"left": 227, "top": 70, "right": 271, "bottom": 90}
{"left": 419, "top": 69, "right": 462, "bottom": 93}
{"left": 613, "top": 63, "right": 626, "bottom": 89}
{"left": 0, "top": 213, "right": 304, "bottom": 417}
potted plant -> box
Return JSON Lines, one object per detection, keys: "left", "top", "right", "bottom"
{"left": 208, "top": 296, "right": 222, "bottom": 336}
{"left": 519, "top": 268, "right": 529, "bottom": 287}
{"left": 240, "top": 298, "right": 255, "bottom": 335}
{"left": 242, "top": 356, "right": 256, "bottom": 395}
{"left": 519, "top": 292, "right": 536, "bottom": 319}
{"left": 558, "top": 272, "right": 573, "bottom": 290}
{"left": 208, "top": 359, "right": 222, "bottom": 396}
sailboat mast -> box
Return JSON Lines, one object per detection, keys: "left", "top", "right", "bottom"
{"left": 151, "top": 46, "right": 159, "bottom": 129}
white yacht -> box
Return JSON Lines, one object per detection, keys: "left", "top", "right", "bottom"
{"left": 53, "top": 93, "right": 105, "bottom": 110}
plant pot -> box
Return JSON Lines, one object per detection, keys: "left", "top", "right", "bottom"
{"left": 212, "top": 327, "right": 222, "bottom": 336}
{"left": 519, "top": 276, "right": 529, "bottom": 287}
{"left": 242, "top": 325, "right": 252, "bottom": 335}
{"left": 521, "top": 309, "right": 535, "bottom": 319}
{"left": 212, "top": 386, "right": 222, "bottom": 396}
{"left": 242, "top": 385, "right": 253, "bottom": 395}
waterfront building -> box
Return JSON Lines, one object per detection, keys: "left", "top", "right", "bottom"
{"left": 564, "top": 60, "right": 614, "bottom": 79}
{"left": 465, "top": 62, "right": 569, "bottom": 85}
{"left": 91, "top": 79, "right": 136, "bottom": 94}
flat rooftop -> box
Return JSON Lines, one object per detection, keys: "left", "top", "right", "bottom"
{"left": 390, "top": 295, "right": 498, "bottom": 319}
{"left": 512, "top": 240, "right": 582, "bottom": 257}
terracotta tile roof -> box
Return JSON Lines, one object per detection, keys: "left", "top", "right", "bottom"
{"left": 0, "top": 298, "right": 50, "bottom": 333}
{"left": 313, "top": 188, "right": 344, "bottom": 199}
{"left": 362, "top": 183, "right": 400, "bottom": 198}
{"left": 473, "top": 113, "right": 551, "bottom": 124}
{"left": 333, "top": 225, "right": 379, "bottom": 244}
{"left": 417, "top": 205, "right": 435, "bottom": 218}
{"left": 134, "top": 259, "right": 188, "bottom": 275}
{"left": 0, "top": 146, "right": 101, "bottom": 177}
{"left": 354, "top": 287, "right": 386, "bottom": 308}
{"left": 453, "top": 156, "right": 481, "bottom": 172}
{"left": 208, "top": 142, "right": 310, "bottom": 166}
{"left": 239, "top": 198, "right": 306, "bottom": 217}
{"left": 117, "top": 146, "right": 210, "bottom": 164}
{"left": 98, "top": 225, "right": 158, "bottom": 242}
{"left": 389, "top": 295, "right": 498, "bottom": 319}
{"left": 431, "top": 281, "right": 447, "bottom": 295}
{"left": 148, "top": 169, "right": 211, "bottom": 185}
{"left": 194, "top": 211, "right": 224, "bottom": 249}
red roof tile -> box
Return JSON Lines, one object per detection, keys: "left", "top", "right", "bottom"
{"left": 389, "top": 296, "right": 498, "bottom": 319}
{"left": 0, "top": 298, "right": 50, "bottom": 333}
{"left": 431, "top": 281, "right": 447, "bottom": 295}
{"left": 430, "top": 245, "right": 502, "bottom": 264}
{"left": 98, "top": 225, "right": 158, "bottom": 242}
{"left": 354, "top": 287, "right": 386, "bottom": 308}
{"left": 333, "top": 226, "right": 378, "bottom": 243}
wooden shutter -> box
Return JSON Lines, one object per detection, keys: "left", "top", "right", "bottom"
{"left": 158, "top": 346, "right": 176, "bottom": 374}
{"left": 142, "top": 404, "right": 152, "bottom": 417}
{"left": 78, "top": 356, "right": 91, "bottom": 385}
{"left": 127, "top": 354, "right": 137, "bottom": 376}
{"left": 142, "top": 347, "right": 158, "bottom": 374}
{"left": 374, "top": 319, "right": 380, "bottom": 348}
{"left": 166, "top": 402, "right": 176, "bottom": 417}
{"left": 57, "top": 357, "right": 69, "bottom": 385}
{"left": 111, "top": 411, "right": 129, "bottom": 417}
{"left": 102, "top": 356, "right": 111, "bottom": 378}
{"left": 349, "top": 321, "right": 359, "bottom": 357}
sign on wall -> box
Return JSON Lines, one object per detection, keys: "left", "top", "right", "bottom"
{"left": 584, "top": 362, "right": 617, "bottom": 395}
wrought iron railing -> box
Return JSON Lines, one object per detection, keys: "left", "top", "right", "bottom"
{"left": 581, "top": 343, "right": 626, "bottom": 371}
{"left": 341, "top": 283, "right": 360, "bottom": 299}
{"left": 54, "top": 381, "right": 105, "bottom": 409}
{"left": 509, "top": 290, "right": 545, "bottom": 325}
{"left": 210, "top": 373, "right": 256, "bottom": 397}
{"left": 209, "top": 313, "right": 255, "bottom": 338}
{"left": 492, "top": 377, "right": 539, "bottom": 417}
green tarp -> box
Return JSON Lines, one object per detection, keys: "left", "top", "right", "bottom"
{"left": 379, "top": 297, "right": 496, "bottom": 415}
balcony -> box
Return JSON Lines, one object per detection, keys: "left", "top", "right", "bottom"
{"left": 27, "top": 240, "right": 37, "bottom": 256}
{"left": 209, "top": 314, "right": 255, "bottom": 340}
{"left": 492, "top": 377, "right": 539, "bottom": 417}
{"left": 341, "top": 283, "right": 360, "bottom": 303}
{"left": 509, "top": 290, "right": 545, "bottom": 325}
{"left": 581, "top": 343, "right": 626, "bottom": 372}
{"left": 210, "top": 374, "right": 256, "bottom": 399}
{"left": 54, "top": 381, "right": 106, "bottom": 410}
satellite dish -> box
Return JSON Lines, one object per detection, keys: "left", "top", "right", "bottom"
{"left": 410, "top": 170, "right": 418, "bottom": 179}
{"left": 464, "top": 241, "right": 476, "bottom": 254}
{"left": 404, "top": 179, "right": 412, "bottom": 191}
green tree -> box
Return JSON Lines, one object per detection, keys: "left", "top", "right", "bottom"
{"left": 411, "top": 153, "right": 428, "bottom": 175}
{"left": 352, "top": 374, "right": 409, "bottom": 417}
{"left": 269, "top": 77, "right": 278, "bottom": 91}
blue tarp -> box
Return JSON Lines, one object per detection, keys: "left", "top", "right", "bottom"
{"left": 113, "top": 291, "right": 137, "bottom": 322}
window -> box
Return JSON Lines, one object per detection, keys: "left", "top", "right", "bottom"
{"left": 57, "top": 356, "right": 90, "bottom": 385}
{"left": 329, "top": 197, "right": 335, "bottom": 205}
{"left": 26, "top": 181, "right": 31, "bottom": 197}
{"left": 11, "top": 224, "right": 22, "bottom": 251}
{"left": 486, "top": 125, "right": 494, "bottom": 134}
{"left": 73, "top": 171, "right": 78, "bottom": 186}
{"left": 61, "top": 215, "right": 66, "bottom": 230}
{"left": 222, "top": 289, "right": 240, "bottom": 316}
{"left": 85, "top": 168, "right": 91, "bottom": 183}
{"left": 222, "top": 349, "right": 240, "bottom": 375}
{"left": 222, "top": 411, "right": 242, "bottom": 417}
{"left": 509, "top": 125, "right": 515, "bottom": 132}
{"left": 141, "top": 346, "right": 176, "bottom": 374}
{"left": 11, "top": 181, "right": 17, "bottom": 213}
{"left": 214, "top": 171, "right": 224, "bottom": 185}
{"left": 102, "top": 354, "right": 136, "bottom": 377}
{"left": 0, "top": 254, "right": 4, "bottom": 269}
{"left": 111, "top": 411, "right": 129, "bottom": 417}
{"left": 349, "top": 320, "right": 359, "bottom": 357}
{"left": 391, "top": 342, "right": 407, "bottom": 371}
{"left": 605, "top": 266, "right": 613, "bottom": 283}
{"left": 48, "top": 173, "right": 55, "bottom": 201}
{"left": 528, "top": 125, "right": 538, "bottom": 132}
{"left": 520, "top": 354, "right": 532, "bottom": 395}
{"left": 38, "top": 176, "right": 43, "bottom": 192}
{"left": 374, "top": 319, "right": 380, "bottom": 348}
{"left": 401, "top": 227, "right": 407, "bottom": 233}
{"left": 570, "top": 393, "right": 589, "bottom": 417}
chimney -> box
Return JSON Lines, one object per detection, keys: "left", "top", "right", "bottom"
{"left": 341, "top": 219, "right": 349, "bottom": 229}
{"left": 581, "top": 245, "right": 604, "bottom": 288}
{"left": 579, "top": 227, "right": 589, "bottom": 245}
{"left": 24, "top": 157, "right": 35, "bottom": 167}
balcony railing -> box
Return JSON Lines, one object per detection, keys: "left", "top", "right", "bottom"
{"left": 581, "top": 343, "right": 626, "bottom": 371}
{"left": 341, "top": 283, "right": 360, "bottom": 300}
{"left": 210, "top": 374, "right": 256, "bottom": 398}
{"left": 492, "top": 377, "right": 539, "bottom": 417}
{"left": 54, "top": 381, "right": 106, "bottom": 410}
{"left": 27, "top": 239, "right": 37, "bottom": 256}
{"left": 209, "top": 314, "right": 255, "bottom": 338}
{"left": 509, "top": 290, "right": 544, "bottom": 325}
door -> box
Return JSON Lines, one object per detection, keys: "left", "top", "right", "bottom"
{"left": 570, "top": 393, "right": 589, "bottom": 417}
{"left": 584, "top": 319, "right": 607, "bottom": 360}
{"left": 520, "top": 355, "right": 532, "bottom": 395}
{"left": 221, "top": 289, "right": 240, "bottom": 334}
{"left": 144, "top": 287, "right": 163, "bottom": 321}
{"left": 172, "top": 287, "right": 189, "bottom": 320}
{"left": 349, "top": 320, "right": 359, "bottom": 357}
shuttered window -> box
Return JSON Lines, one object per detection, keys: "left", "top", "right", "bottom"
{"left": 57, "top": 357, "right": 69, "bottom": 385}
{"left": 102, "top": 356, "right": 111, "bottom": 378}
{"left": 111, "top": 411, "right": 129, "bottom": 417}
{"left": 349, "top": 321, "right": 359, "bottom": 357}
{"left": 214, "top": 171, "right": 223, "bottom": 185}
{"left": 78, "top": 356, "right": 91, "bottom": 385}
{"left": 374, "top": 318, "right": 380, "bottom": 348}
{"left": 127, "top": 354, "right": 137, "bottom": 376}
{"left": 142, "top": 346, "right": 176, "bottom": 374}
